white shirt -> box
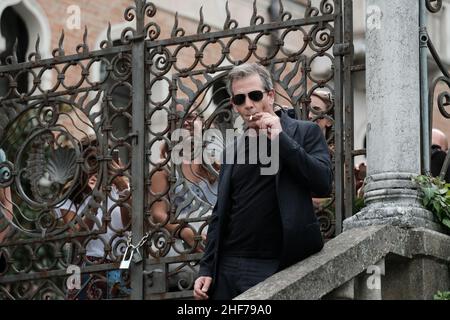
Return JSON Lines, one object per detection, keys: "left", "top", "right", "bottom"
{"left": 55, "top": 187, "right": 127, "bottom": 259}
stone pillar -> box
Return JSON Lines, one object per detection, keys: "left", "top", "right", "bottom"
{"left": 344, "top": 0, "right": 441, "bottom": 231}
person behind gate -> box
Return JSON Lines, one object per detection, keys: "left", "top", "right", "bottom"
{"left": 55, "top": 137, "right": 131, "bottom": 299}
{"left": 0, "top": 148, "right": 13, "bottom": 274}
{"left": 193, "top": 62, "right": 333, "bottom": 300}
{"left": 431, "top": 128, "right": 450, "bottom": 182}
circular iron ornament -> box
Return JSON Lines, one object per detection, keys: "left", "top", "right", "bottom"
{"left": 86, "top": 277, "right": 107, "bottom": 300}
{"left": 13, "top": 281, "right": 33, "bottom": 299}
{"left": 306, "top": 6, "right": 319, "bottom": 18}
{"left": 111, "top": 53, "right": 132, "bottom": 80}
{"left": 145, "top": 22, "right": 161, "bottom": 41}
{"left": 15, "top": 128, "right": 80, "bottom": 209}
{"left": 13, "top": 69, "right": 38, "bottom": 97}
{"left": 0, "top": 161, "right": 14, "bottom": 187}
{"left": 426, "top": 0, "right": 442, "bottom": 13}
{"left": 172, "top": 43, "right": 201, "bottom": 74}
{"left": 305, "top": 0, "right": 335, "bottom": 18}
{"left": 109, "top": 114, "right": 133, "bottom": 142}
{"left": 253, "top": 31, "right": 280, "bottom": 61}
{"left": 82, "top": 145, "right": 100, "bottom": 175}
{"left": 430, "top": 77, "right": 450, "bottom": 119}
{"left": 309, "top": 23, "right": 334, "bottom": 53}
{"left": 224, "top": 35, "right": 253, "bottom": 65}
{"left": 317, "top": 209, "right": 335, "bottom": 239}
{"left": 34, "top": 242, "right": 58, "bottom": 271}
{"left": 11, "top": 245, "right": 34, "bottom": 273}
{"left": 82, "top": 236, "right": 108, "bottom": 264}
{"left": 85, "top": 57, "right": 112, "bottom": 86}
{"left": 124, "top": 5, "right": 137, "bottom": 22}
{"left": 279, "top": 27, "right": 308, "bottom": 58}
{"left": 147, "top": 47, "right": 173, "bottom": 77}
{"left": 147, "top": 107, "right": 171, "bottom": 136}
{"left": 107, "top": 82, "right": 132, "bottom": 111}
{"left": 111, "top": 144, "right": 132, "bottom": 170}
{"left": 59, "top": 240, "right": 84, "bottom": 267}
{"left": 171, "top": 224, "right": 198, "bottom": 255}
{"left": 175, "top": 268, "right": 195, "bottom": 291}
{"left": 144, "top": 2, "right": 157, "bottom": 18}
{"left": 60, "top": 61, "right": 87, "bottom": 91}
{"left": 320, "top": 0, "right": 335, "bottom": 15}
{"left": 36, "top": 65, "right": 61, "bottom": 93}
{"left": 147, "top": 136, "right": 172, "bottom": 167}
{"left": 281, "top": 11, "right": 293, "bottom": 22}
{"left": 37, "top": 104, "right": 59, "bottom": 127}
{"left": 121, "top": 27, "right": 136, "bottom": 45}
{"left": 307, "top": 53, "right": 335, "bottom": 84}
{"left": 198, "top": 39, "right": 227, "bottom": 71}
{"left": 147, "top": 229, "right": 171, "bottom": 258}
{"left": 39, "top": 283, "right": 64, "bottom": 300}
{"left": 36, "top": 211, "right": 58, "bottom": 234}
{"left": 250, "top": 12, "right": 265, "bottom": 26}
{"left": 148, "top": 77, "right": 172, "bottom": 106}
{"left": 437, "top": 91, "right": 450, "bottom": 119}
{"left": 110, "top": 235, "right": 129, "bottom": 261}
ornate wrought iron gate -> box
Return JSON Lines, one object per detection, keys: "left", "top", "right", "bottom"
{"left": 0, "top": 0, "right": 354, "bottom": 300}
{"left": 421, "top": 0, "right": 450, "bottom": 177}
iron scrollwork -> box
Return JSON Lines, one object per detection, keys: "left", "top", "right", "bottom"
{"left": 425, "top": 0, "right": 450, "bottom": 179}
{"left": 0, "top": 0, "right": 344, "bottom": 299}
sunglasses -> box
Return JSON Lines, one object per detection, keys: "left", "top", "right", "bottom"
{"left": 231, "top": 90, "right": 267, "bottom": 106}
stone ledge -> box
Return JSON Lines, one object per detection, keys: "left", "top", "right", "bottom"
{"left": 408, "top": 228, "right": 450, "bottom": 261}
{"left": 344, "top": 206, "right": 444, "bottom": 233}
{"left": 235, "top": 225, "right": 450, "bottom": 300}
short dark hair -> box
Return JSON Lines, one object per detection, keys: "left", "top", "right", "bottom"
{"left": 227, "top": 63, "right": 274, "bottom": 95}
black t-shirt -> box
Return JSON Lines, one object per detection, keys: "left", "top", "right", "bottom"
{"left": 221, "top": 135, "right": 283, "bottom": 259}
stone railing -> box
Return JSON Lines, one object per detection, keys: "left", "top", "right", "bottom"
{"left": 235, "top": 225, "right": 450, "bottom": 300}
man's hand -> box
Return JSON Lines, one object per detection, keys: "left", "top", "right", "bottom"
{"left": 109, "top": 159, "right": 129, "bottom": 191}
{"left": 193, "top": 276, "right": 212, "bottom": 300}
{"left": 252, "top": 112, "right": 283, "bottom": 140}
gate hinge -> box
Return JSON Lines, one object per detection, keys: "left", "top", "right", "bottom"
{"left": 333, "top": 43, "right": 351, "bottom": 57}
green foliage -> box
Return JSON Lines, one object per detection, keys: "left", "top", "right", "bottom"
{"left": 413, "top": 175, "right": 450, "bottom": 230}
{"left": 416, "top": 176, "right": 450, "bottom": 300}
{"left": 353, "top": 196, "right": 365, "bottom": 214}
{"left": 434, "top": 291, "right": 450, "bottom": 300}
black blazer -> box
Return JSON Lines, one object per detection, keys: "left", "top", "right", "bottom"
{"left": 199, "top": 110, "right": 333, "bottom": 280}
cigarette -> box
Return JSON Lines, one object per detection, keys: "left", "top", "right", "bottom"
{"left": 249, "top": 115, "right": 253, "bottom": 121}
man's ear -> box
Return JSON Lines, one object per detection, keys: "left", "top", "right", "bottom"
{"left": 232, "top": 104, "right": 238, "bottom": 113}
{"left": 267, "top": 89, "right": 275, "bottom": 106}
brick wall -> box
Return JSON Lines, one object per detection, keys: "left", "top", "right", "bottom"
{"left": 10, "top": 1, "right": 450, "bottom": 140}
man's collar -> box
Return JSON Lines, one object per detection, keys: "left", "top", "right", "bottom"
{"left": 276, "top": 108, "right": 298, "bottom": 137}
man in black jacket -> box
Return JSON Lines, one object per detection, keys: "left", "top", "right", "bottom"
{"left": 193, "top": 63, "right": 332, "bottom": 300}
